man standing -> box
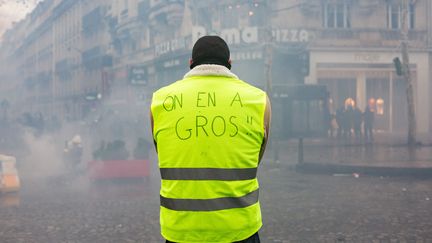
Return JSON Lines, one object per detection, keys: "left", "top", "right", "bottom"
{"left": 151, "top": 36, "right": 271, "bottom": 243}
{"left": 364, "top": 103, "right": 375, "bottom": 142}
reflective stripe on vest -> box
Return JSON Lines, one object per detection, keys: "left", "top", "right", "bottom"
{"left": 160, "top": 168, "right": 257, "bottom": 180}
{"left": 160, "top": 189, "right": 259, "bottom": 211}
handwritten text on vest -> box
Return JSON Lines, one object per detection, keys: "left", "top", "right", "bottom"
{"left": 162, "top": 92, "right": 256, "bottom": 140}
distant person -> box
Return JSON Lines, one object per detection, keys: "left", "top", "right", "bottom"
{"left": 63, "top": 135, "right": 83, "bottom": 173}
{"left": 151, "top": 36, "right": 270, "bottom": 243}
{"left": 324, "top": 107, "right": 333, "bottom": 138}
{"left": 330, "top": 113, "right": 338, "bottom": 138}
{"left": 353, "top": 106, "right": 362, "bottom": 139}
{"left": 364, "top": 105, "right": 375, "bottom": 142}
{"left": 335, "top": 106, "right": 344, "bottom": 138}
{"left": 344, "top": 105, "right": 354, "bottom": 139}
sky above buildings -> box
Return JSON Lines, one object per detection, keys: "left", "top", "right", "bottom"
{"left": 0, "top": 0, "right": 40, "bottom": 41}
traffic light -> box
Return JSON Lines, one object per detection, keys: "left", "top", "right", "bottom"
{"left": 393, "top": 57, "right": 403, "bottom": 76}
{"left": 298, "top": 51, "right": 310, "bottom": 77}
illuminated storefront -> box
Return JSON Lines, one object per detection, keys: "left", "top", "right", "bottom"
{"left": 308, "top": 51, "right": 429, "bottom": 134}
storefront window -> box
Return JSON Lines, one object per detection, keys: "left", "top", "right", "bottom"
{"left": 376, "top": 98, "right": 384, "bottom": 115}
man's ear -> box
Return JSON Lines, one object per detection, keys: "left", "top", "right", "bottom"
{"left": 228, "top": 59, "right": 232, "bottom": 65}
{"left": 189, "top": 59, "right": 193, "bottom": 66}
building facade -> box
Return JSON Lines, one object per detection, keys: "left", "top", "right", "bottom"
{"left": 0, "top": 0, "right": 114, "bottom": 121}
{"left": 306, "top": 0, "right": 431, "bottom": 136}
{"left": 122, "top": 0, "right": 432, "bottom": 138}
{"left": 1, "top": 0, "right": 432, "bottom": 140}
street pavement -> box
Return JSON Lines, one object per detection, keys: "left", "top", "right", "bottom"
{"left": 1, "top": 134, "right": 432, "bottom": 242}
{"left": 268, "top": 134, "right": 432, "bottom": 176}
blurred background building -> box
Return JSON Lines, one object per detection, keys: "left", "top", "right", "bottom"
{"left": 0, "top": 0, "right": 432, "bottom": 137}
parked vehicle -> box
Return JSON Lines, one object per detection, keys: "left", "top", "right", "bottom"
{"left": 0, "top": 154, "right": 20, "bottom": 193}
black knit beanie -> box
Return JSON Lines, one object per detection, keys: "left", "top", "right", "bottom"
{"left": 190, "top": 36, "right": 231, "bottom": 70}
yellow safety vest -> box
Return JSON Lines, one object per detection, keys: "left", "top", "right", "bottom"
{"left": 151, "top": 74, "right": 266, "bottom": 243}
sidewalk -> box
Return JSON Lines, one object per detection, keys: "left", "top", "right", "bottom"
{"left": 264, "top": 133, "right": 432, "bottom": 176}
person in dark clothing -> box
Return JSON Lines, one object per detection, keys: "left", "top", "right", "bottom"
{"left": 344, "top": 105, "right": 354, "bottom": 139}
{"left": 364, "top": 105, "right": 375, "bottom": 142}
{"left": 63, "top": 135, "right": 83, "bottom": 174}
{"left": 353, "top": 106, "right": 363, "bottom": 139}
{"left": 324, "top": 107, "right": 333, "bottom": 138}
{"left": 335, "top": 106, "right": 345, "bottom": 138}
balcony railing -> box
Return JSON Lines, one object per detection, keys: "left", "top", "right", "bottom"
{"left": 315, "top": 28, "right": 428, "bottom": 45}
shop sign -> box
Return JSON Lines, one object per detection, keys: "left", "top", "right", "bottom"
{"left": 157, "top": 27, "right": 310, "bottom": 57}
{"left": 155, "top": 37, "right": 187, "bottom": 57}
{"left": 193, "top": 26, "right": 310, "bottom": 44}
{"left": 272, "top": 29, "right": 309, "bottom": 43}
{"left": 129, "top": 66, "right": 148, "bottom": 85}
{"left": 193, "top": 26, "right": 258, "bottom": 45}
{"left": 354, "top": 53, "right": 380, "bottom": 62}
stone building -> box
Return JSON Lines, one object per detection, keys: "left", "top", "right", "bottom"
{"left": 2, "top": 0, "right": 58, "bottom": 118}
{"left": 1, "top": 0, "right": 432, "bottom": 140}
{"left": 0, "top": 0, "right": 114, "bottom": 121}
{"left": 110, "top": 0, "right": 432, "bottom": 137}
{"left": 304, "top": 0, "right": 431, "bottom": 136}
